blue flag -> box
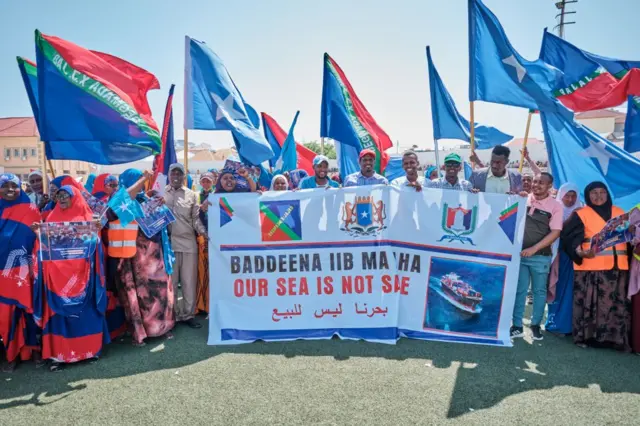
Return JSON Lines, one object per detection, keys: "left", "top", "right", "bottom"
{"left": 625, "top": 96, "right": 640, "bottom": 153}
{"left": 468, "top": 0, "right": 571, "bottom": 120}
{"left": 464, "top": 161, "right": 473, "bottom": 180}
{"left": 384, "top": 156, "right": 404, "bottom": 183}
{"left": 540, "top": 111, "right": 640, "bottom": 210}
{"left": 427, "top": 46, "right": 512, "bottom": 149}
{"left": 107, "top": 187, "right": 145, "bottom": 226}
{"left": 184, "top": 36, "right": 274, "bottom": 165}
{"left": 275, "top": 111, "right": 300, "bottom": 174}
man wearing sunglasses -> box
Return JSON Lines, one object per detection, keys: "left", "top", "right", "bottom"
{"left": 426, "top": 153, "right": 476, "bottom": 192}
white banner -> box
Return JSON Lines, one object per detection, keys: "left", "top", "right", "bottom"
{"left": 208, "top": 186, "right": 526, "bottom": 347}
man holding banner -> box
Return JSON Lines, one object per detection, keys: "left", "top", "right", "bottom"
{"left": 343, "top": 150, "right": 388, "bottom": 187}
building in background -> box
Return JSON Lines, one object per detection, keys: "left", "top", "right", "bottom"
{"left": 575, "top": 109, "right": 626, "bottom": 145}
{"left": 0, "top": 117, "right": 92, "bottom": 182}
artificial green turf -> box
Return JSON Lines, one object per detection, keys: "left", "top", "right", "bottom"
{"left": 1, "top": 324, "right": 639, "bottom": 425}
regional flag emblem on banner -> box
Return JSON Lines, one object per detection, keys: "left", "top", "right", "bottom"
{"left": 259, "top": 200, "right": 302, "bottom": 242}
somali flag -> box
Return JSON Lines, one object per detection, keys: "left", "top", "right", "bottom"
{"left": 29, "top": 31, "right": 162, "bottom": 163}
{"left": 107, "top": 187, "right": 144, "bottom": 226}
{"left": 274, "top": 111, "right": 301, "bottom": 174}
{"left": 540, "top": 111, "right": 640, "bottom": 210}
{"left": 427, "top": 46, "right": 512, "bottom": 149}
{"left": 184, "top": 36, "right": 274, "bottom": 165}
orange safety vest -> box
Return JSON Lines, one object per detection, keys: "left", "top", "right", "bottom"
{"left": 107, "top": 220, "right": 138, "bottom": 258}
{"left": 574, "top": 205, "right": 628, "bottom": 271}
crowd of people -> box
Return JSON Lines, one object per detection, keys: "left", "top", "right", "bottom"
{"left": 1, "top": 145, "right": 638, "bottom": 373}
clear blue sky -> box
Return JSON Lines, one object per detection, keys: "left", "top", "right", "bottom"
{"left": 1, "top": 0, "right": 638, "bottom": 151}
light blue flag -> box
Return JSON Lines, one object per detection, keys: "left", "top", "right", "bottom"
{"left": 468, "top": 0, "right": 572, "bottom": 120}
{"left": 335, "top": 141, "right": 360, "bottom": 182}
{"left": 384, "top": 156, "right": 404, "bottom": 182}
{"left": 624, "top": 96, "right": 640, "bottom": 153}
{"left": 107, "top": 187, "right": 145, "bottom": 226}
{"left": 427, "top": 46, "right": 512, "bottom": 149}
{"left": 184, "top": 36, "right": 274, "bottom": 165}
{"left": 540, "top": 111, "right": 640, "bottom": 210}
{"left": 464, "top": 161, "right": 473, "bottom": 180}
{"left": 275, "top": 111, "right": 300, "bottom": 174}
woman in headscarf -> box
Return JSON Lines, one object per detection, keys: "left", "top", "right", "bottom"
{"left": 270, "top": 174, "right": 289, "bottom": 191}
{"left": 546, "top": 183, "right": 583, "bottom": 335}
{"left": 215, "top": 168, "right": 257, "bottom": 194}
{"left": 41, "top": 175, "right": 85, "bottom": 220}
{"left": 36, "top": 185, "right": 109, "bottom": 371}
{"left": 560, "top": 181, "right": 631, "bottom": 351}
{"left": 425, "top": 166, "right": 439, "bottom": 181}
{"left": 111, "top": 169, "right": 175, "bottom": 346}
{"left": 629, "top": 204, "right": 640, "bottom": 353}
{"left": 91, "top": 174, "right": 119, "bottom": 202}
{"left": 195, "top": 172, "right": 215, "bottom": 315}
{"left": 84, "top": 173, "right": 97, "bottom": 194}
{"left": 0, "top": 174, "right": 41, "bottom": 372}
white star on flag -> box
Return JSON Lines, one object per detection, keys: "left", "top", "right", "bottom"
{"left": 502, "top": 55, "right": 527, "bottom": 83}
{"left": 85, "top": 351, "right": 94, "bottom": 359}
{"left": 361, "top": 211, "right": 369, "bottom": 219}
{"left": 70, "top": 351, "right": 76, "bottom": 356}
{"left": 581, "top": 137, "right": 618, "bottom": 175}
{"left": 210, "top": 93, "right": 246, "bottom": 122}
{"left": 119, "top": 202, "right": 130, "bottom": 213}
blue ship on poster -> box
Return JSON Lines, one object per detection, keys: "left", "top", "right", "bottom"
{"left": 424, "top": 257, "right": 506, "bottom": 337}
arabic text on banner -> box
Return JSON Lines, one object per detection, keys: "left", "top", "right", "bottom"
{"left": 208, "top": 187, "right": 526, "bottom": 347}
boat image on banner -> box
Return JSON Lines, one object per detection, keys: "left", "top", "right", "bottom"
{"left": 424, "top": 257, "right": 507, "bottom": 338}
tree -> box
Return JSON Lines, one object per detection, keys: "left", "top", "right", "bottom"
{"left": 302, "top": 141, "right": 337, "bottom": 159}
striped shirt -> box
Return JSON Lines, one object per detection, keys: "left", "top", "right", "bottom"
{"left": 343, "top": 172, "right": 388, "bottom": 187}
{"left": 426, "top": 177, "right": 473, "bottom": 192}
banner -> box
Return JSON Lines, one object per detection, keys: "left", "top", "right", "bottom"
{"left": 39, "top": 221, "right": 98, "bottom": 261}
{"left": 136, "top": 197, "right": 176, "bottom": 238}
{"left": 208, "top": 187, "right": 526, "bottom": 347}
{"left": 589, "top": 211, "right": 635, "bottom": 254}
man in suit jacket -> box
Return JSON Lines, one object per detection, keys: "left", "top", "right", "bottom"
{"left": 469, "top": 145, "right": 522, "bottom": 193}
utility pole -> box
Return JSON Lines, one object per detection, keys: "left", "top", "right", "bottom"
{"left": 554, "top": 0, "right": 577, "bottom": 39}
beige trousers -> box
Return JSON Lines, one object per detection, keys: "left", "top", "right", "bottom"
{"left": 172, "top": 252, "right": 198, "bottom": 321}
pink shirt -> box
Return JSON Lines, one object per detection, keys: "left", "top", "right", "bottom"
{"left": 527, "top": 194, "right": 564, "bottom": 231}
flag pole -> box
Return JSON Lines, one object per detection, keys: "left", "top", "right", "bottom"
{"left": 40, "top": 141, "right": 48, "bottom": 195}
{"left": 320, "top": 137, "right": 325, "bottom": 155}
{"left": 434, "top": 139, "right": 441, "bottom": 178}
{"left": 47, "top": 159, "right": 56, "bottom": 178}
{"left": 183, "top": 128, "right": 189, "bottom": 185}
{"left": 518, "top": 111, "right": 533, "bottom": 173}
{"left": 469, "top": 101, "right": 476, "bottom": 167}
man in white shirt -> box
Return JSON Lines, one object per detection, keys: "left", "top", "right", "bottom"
{"left": 391, "top": 150, "right": 425, "bottom": 191}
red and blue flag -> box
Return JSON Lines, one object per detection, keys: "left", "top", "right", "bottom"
{"left": 152, "top": 84, "right": 178, "bottom": 194}
{"left": 262, "top": 112, "right": 315, "bottom": 174}
{"left": 31, "top": 30, "right": 161, "bottom": 163}
{"left": 320, "top": 53, "right": 392, "bottom": 178}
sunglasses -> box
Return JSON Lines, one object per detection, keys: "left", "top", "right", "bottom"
{"left": 56, "top": 192, "right": 71, "bottom": 201}
{"left": 444, "top": 162, "right": 461, "bottom": 167}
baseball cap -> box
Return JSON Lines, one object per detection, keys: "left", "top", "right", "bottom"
{"left": 359, "top": 149, "right": 376, "bottom": 160}
{"left": 444, "top": 153, "right": 462, "bottom": 164}
{"left": 169, "top": 163, "right": 186, "bottom": 174}
{"left": 313, "top": 155, "right": 329, "bottom": 167}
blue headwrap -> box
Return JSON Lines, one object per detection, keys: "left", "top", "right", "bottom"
{"left": 425, "top": 166, "right": 438, "bottom": 180}
{"left": 0, "top": 173, "right": 21, "bottom": 188}
{"left": 118, "top": 169, "right": 147, "bottom": 203}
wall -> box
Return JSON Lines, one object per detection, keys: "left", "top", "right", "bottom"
{"left": 576, "top": 117, "right": 615, "bottom": 134}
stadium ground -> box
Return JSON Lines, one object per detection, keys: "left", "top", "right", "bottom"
{"left": 1, "top": 322, "right": 639, "bottom": 425}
